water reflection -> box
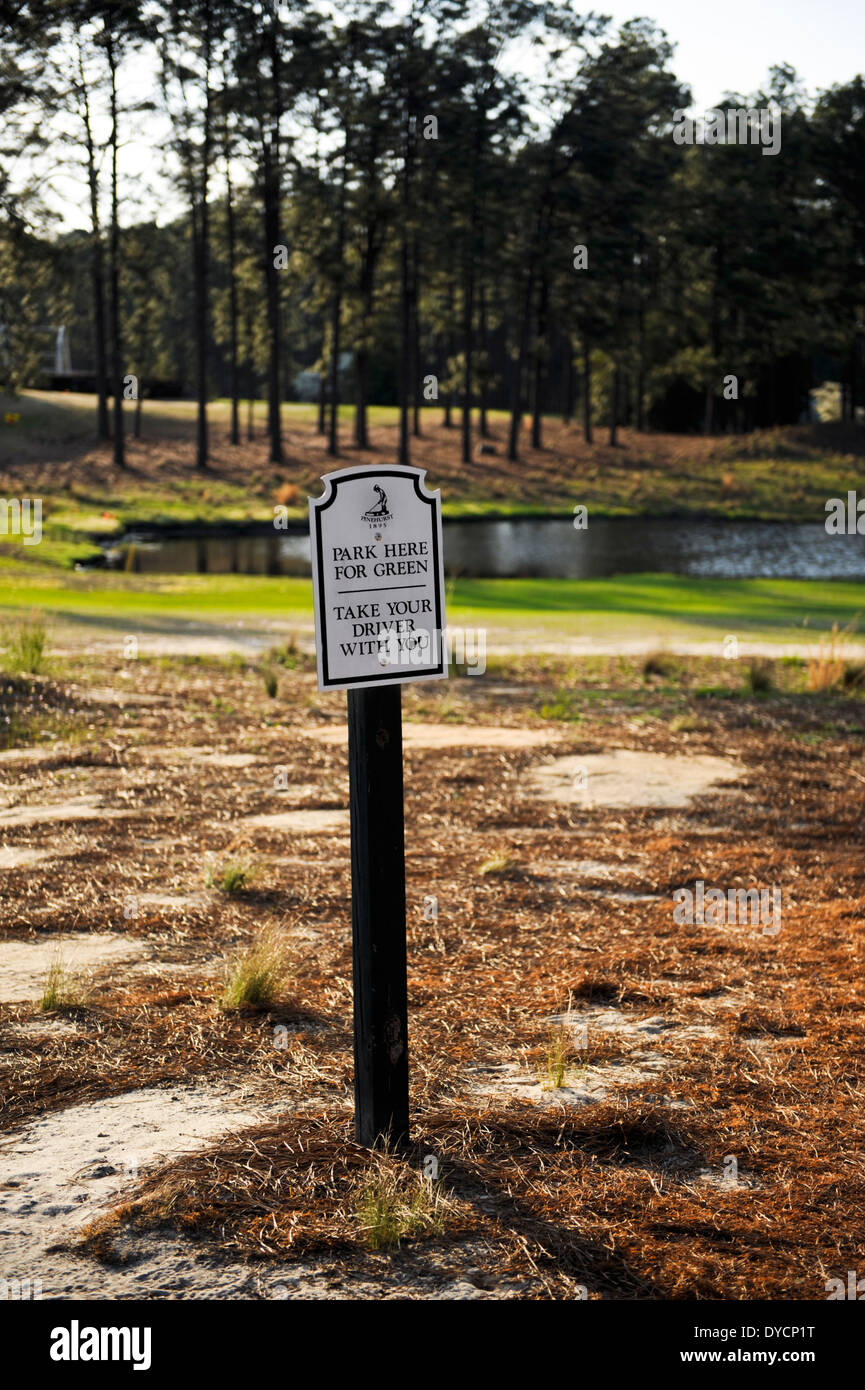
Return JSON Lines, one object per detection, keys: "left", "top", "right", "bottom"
{"left": 108, "top": 517, "right": 865, "bottom": 581}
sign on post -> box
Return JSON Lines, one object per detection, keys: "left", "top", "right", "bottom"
{"left": 309, "top": 466, "right": 448, "bottom": 1149}
{"left": 309, "top": 466, "right": 447, "bottom": 690}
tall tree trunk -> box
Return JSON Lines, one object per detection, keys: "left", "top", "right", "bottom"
{"left": 317, "top": 337, "right": 327, "bottom": 434}
{"left": 609, "top": 362, "right": 620, "bottom": 447}
{"left": 582, "top": 339, "right": 593, "bottom": 444}
{"left": 193, "top": 12, "right": 211, "bottom": 470}
{"left": 507, "top": 265, "right": 534, "bottom": 461}
{"left": 461, "top": 240, "right": 474, "bottom": 465}
{"left": 636, "top": 300, "right": 645, "bottom": 432}
{"left": 244, "top": 294, "right": 255, "bottom": 441}
{"left": 105, "top": 22, "right": 124, "bottom": 468}
{"left": 263, "top": 163, "right": 282, "bottom": 463}
{"left": 562, "top": 332, "right": 574, "bottom": 423}
{"left": 262, "top": 20, "right": 283, "bottom": 466}
{"left": 78, "top": 43, "right": 109, "bottom": 441}
{"left": 478, "top": 274, "right": 489, "bottom": 438}
{"left": 531, "top": 272, "right": 548, "bottom": 449}
{"left": 224, "top": 133, "right": 240, "bottom": 446}
{"left": 354, "top": 320, "right": 369, "bottom": 448}
{"left": 398, "top": 111, "right": 414, "bottom": 466}
{"left": 443, "top": 272, "right": 455, "bottom": 428}
{"left": 354, "top": 233, "right": 378, "bottom": 449}
{"left": 412, "top": 241, "right": 421, "bottom": 437}
{"left": 327, "top": 287, "right": 341, "bottom": 457}
{"left": 328, "top": 134, "right": 348, "bottom": 458}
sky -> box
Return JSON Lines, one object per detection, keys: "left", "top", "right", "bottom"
{"left": 602, "top": 0, "right": 865, "bottom": 110}
{"left": 31, "top": 0, "right": 865, "bottom": 233}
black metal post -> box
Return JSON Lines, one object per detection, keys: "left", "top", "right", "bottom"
{"left": 346, "top": 684, "right": 409, "bottom": 1147}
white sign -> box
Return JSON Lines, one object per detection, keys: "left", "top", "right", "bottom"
{"left": 309, "top": 465, "right": 448, "bottom": 691}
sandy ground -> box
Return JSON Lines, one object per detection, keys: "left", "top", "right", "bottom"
{"left": 0, "top": 934, "right": 146, "bottom": 1004}
{"left": 0, "top": 1085, "right": 284, "bottom": 1298}
{"left": 39, "top": 613, "right": 865, "bottom": 663}
{"left": 527, "top": 749, "right": 741, "bottom": 809}
{"left": 1, "top": 649, "right": 863, "bottom": 1300}
{"left": 306, "top": 722, "right": 563, "bottom": 750}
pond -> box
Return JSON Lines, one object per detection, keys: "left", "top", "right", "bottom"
{"left": 98, "top": 516, "right": 865, "bottom": 581}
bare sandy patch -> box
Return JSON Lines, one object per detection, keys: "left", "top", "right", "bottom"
{"left": 273, "top": 781, "right": 342, "bottom": 802}
{"left": 0, "top": 934, "right": 147, "bottom": 1003}
{"left": 199, "top": 752, "right": 258, "bottom": 768}
{"left": 136, "top": 746, "right": 258, "bottom": 769}
{"left": 691, "top": 1166, "right": 763, "bottom": 1192}
{"left": 137, "top": 892, "right": 209, "bottom": 912}
{"left": 0, "top": 1085, "right": 282, "bottom": 1296}
{"left": 132, "top": 744, "right": 210, "bottom": 761}
{"left": 549, "top": 1007, "right": 720, "bottom": 1047}
{"left": 526, "top": 749, "right": 741, "bottom": 809}
{"left": 0, "top": 795, "right": 134, "bottom": 829}
{"left": 82, "top": 687, "right": 164, "bottom": 707}
{"left": 304, "top": 722, "right": 562, "bottom": 751}
{"left": 242, "top": 809, "right": 349, "bottom": 834}
{"left": 471, "top": 1003, "right": 720, "bottom": 1111}
{"left": 8, "top": 1016, "right": 82, "bottom": 1039}
{"left": 0, "top": 846, "right": 58, "bottom": 870}
{"left": 0, "top": 746, "right": 66, "bottom": 765}
{"left": 469, "top": 1055, "right": 668, "bottom": 1108}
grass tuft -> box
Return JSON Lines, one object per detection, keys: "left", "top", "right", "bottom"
{"left": 539, "top": 1023, "right": 577, "bottom": 1090}
{"left": 354, "top": 1158, "right": 447, "bottom": 1251}
{"left": 807, "top": 623, "right": 847, "bottom": 692}
{"left": 478, "top": 848, "right": 518, "bottom": 877}
{"left": 642, "top": 649, "right": 675, "bottom": 680}
{"left": 2, "top": 609, "right": 47, "bottom": 675}
{"left": 843, "top": 659, "right": 865, "bottom": 691}
{"left": 744, "top": 658, "right": 774, "bottom": 694}
{"left": 40, "top": 952, "right": 90, "bottom": 1011}
{"left": 220, "top": 927, "right": 291, "bottom": 1010}
{"left": 206, "top": 860, "right": 252, "bottom": 894}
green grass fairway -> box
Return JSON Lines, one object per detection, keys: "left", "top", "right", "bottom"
{"left": 1, "top": 571, "right": 862, "bottom": 648}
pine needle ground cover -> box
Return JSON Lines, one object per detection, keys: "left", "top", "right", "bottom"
{"left": 1, "top": 650, "right": 863, "bottom": 1298}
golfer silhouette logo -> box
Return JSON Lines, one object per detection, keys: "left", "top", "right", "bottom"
{"left": 362, "top": 483, "right": 392, "bottom": 528}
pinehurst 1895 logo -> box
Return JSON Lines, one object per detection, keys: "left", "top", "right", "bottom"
{"left": 362, "top": 483, "right": 392, "bottom": 527}
{"left": 50, "top": 1321, "right": 152, "bottom": 1371}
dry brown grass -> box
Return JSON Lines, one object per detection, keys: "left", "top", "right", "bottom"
{"left": 2, "top": 650, "right": 865, "bottom": 1297}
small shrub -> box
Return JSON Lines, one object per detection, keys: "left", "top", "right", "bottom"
{"left": 207, "top": 860, "right": 252, "bottom": 894}
{"left": 2, "top": 610, "right": 47, "bottom": 675}
{"left": 744, "top": 658, "right": 773, "bottom": 694}
{"left": 479, "top": 848, "right": 517, "bottom": 877}
{"left": 540, "top": 691, "right": 582, "bottom": 721}
{"left": 221, "top": 927, "right": 290, "bottom": 1010}
{"left": 670, "top": 713, "right": 708, "bottom": 733}
{"left": 261, "top": 667, "right": 278, "bottom": 698}
{"left": 540, "top": 1026, "right": 572, "bottom": 1090}
{"left": 40, "top": 953, "right": 90, "bottom": 1011}
{"left": 354, "top": 1160, "right": 447, "bottom": 1251}
{"left": 843, "top": 660, "right": 865, "bottom": 691}
{"left": 274, "top": 482, "right": 301, "bottom": 507}
{"left": 807, "top": 625, "right": 846, "bottom": 692}
{"left": 642, "top": 649, "right": 674, "bottom": 680}
{"left": 266, "top": 637, "right": 299, "bottom": 669}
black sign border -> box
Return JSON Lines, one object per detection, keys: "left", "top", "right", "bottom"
{"left": 312, "top": 468, "right": 446, "bottom": 689}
